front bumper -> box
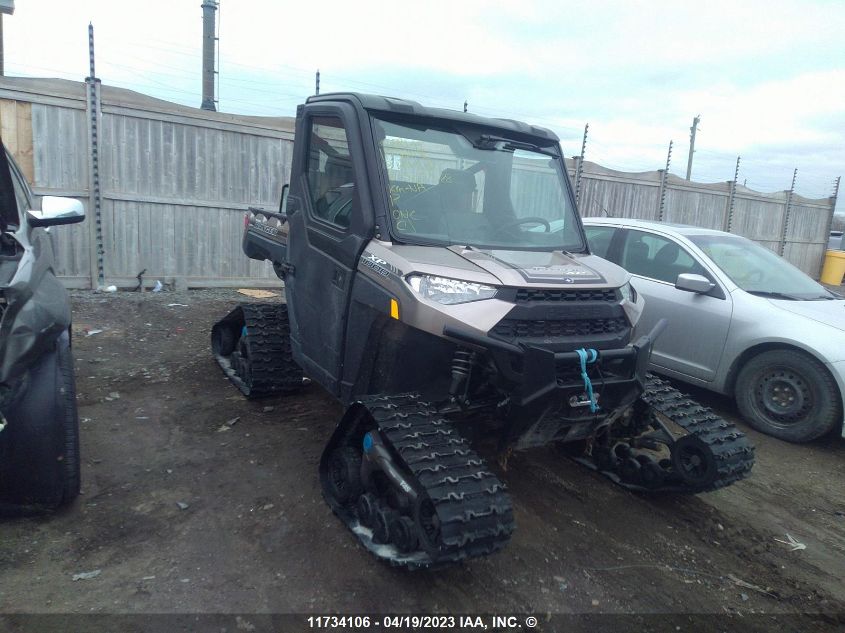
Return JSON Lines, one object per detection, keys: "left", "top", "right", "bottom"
{"left": 444, "top": 319, "right": 667, "bottom": 414}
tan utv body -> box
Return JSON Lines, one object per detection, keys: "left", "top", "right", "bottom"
{"left": 212, "top": 93, "right": 754, "bottom": 568}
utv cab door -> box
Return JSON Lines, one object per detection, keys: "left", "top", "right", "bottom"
{"left": 284, "top": 104, "right": 373, "bottom": 396}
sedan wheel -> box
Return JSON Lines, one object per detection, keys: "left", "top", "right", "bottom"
{"left": 736, "top": 350, "right": 841, "bottom": 443}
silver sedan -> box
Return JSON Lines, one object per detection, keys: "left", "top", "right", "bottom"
{"left": 583, "top": 217, "right": 845, "bottom": 443}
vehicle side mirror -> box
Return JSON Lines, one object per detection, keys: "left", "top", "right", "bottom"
{"left": 675, "top": 273, "right": 714, "bottom": 294}
{"left": 279, "top": 184, "right": 289, "bottom": 216}
{"left": 279, "top": 184, "right": 302, "bottom": 216}
{"left": 27, "top": 196, "right": 85, "bottom": 227}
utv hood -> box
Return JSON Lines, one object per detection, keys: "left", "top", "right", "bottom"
{"left": 390, "top": 245, "right": 630, "bottom": 289}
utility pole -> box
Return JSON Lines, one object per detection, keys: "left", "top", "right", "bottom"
{"left": 0, "top": 0, "right": 15, "bottom": 77}
{"left": 315, "top": 69, "right": 320, "bottom": 95}
{"left": 686, "top": 114, "right": 700, "bottom": 180}
{"left": 200, "top": 1, "right": 218, "bottom": 111}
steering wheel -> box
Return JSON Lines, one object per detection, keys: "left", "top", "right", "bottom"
{"left": 494, "top": 217, "right": 552, "bottom": 233}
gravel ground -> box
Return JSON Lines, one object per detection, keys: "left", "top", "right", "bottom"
{"left": 0, "top": 288, "right": 843, "bottom": 632}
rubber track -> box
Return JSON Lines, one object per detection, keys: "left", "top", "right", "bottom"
{"left": 215, "top": 303, "right": 302, "bottom": 399}
{"left": 360, "top": 394, "right": 514, "bottom": 567}
{"left": 639, "top": 373, "right": 755, "bottom": 492}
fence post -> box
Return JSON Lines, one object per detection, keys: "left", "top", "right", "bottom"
{"left": 574, "top": 123, "right": 588, "bottom": 207}
{"left": 85, "top": 23, "right": 105, "bottom": 289}
{"left": 723, "top": 156, "right": 740, "bottom": 233}
{"left": 778, "top": 168, "right": 798, "bottom": 257}
{"left": 818, "top": 176, "right": 841, "bottom": 278}
{"left": 657, "top": 140, "right": 672, "bottom": 221}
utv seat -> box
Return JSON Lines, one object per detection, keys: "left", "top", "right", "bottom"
{"left": 437, "top": 168, "right": 492, "bottom": 242}
{"left": 314, "top": 159, "right": 354, "bottom": 223}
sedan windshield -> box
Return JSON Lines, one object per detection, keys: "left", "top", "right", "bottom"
{"left": 373, "top": 116, "right": 585, "bottom": 252}
{"left": 689, "top": 234, "right": 835, "bottom": 300}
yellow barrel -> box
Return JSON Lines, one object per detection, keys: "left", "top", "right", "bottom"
{"left": 820, "top": 249, "right": 845, "bottom": 286}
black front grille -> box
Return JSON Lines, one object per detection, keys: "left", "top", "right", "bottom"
{"left": 492, "top": 317, "right": 629, "bottom": 340}
{"left": 512, "top": 288, "right": 619, "bottom": 303}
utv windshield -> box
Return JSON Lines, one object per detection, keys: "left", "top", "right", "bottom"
{"left": 373, "top": 117, "right": 585, "bottom": 252}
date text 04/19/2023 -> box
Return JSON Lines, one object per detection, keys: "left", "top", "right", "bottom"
{"left": 307, "top": 615, "right": 537, "bottom": 629}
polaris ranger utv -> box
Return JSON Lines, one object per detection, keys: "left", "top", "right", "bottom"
{"left": 212, "top": 93, "right": 754, "bottom": 567}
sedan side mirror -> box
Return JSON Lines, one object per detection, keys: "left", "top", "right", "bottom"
{"left": 27, "top": 196, "right": 85, "bottom": 227}
{"left": 675, "top": 273, "right": 715, "bottom": 294}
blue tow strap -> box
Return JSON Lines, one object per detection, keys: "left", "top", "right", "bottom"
{"left": 575, "top": 348, "right": 599, "bottom": 413}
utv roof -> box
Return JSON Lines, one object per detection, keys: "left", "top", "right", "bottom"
{"left": 307, "top": 92, "right": 560, "bottom": 143}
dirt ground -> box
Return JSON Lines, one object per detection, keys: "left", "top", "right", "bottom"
{"left": 1, "top": 289, "right": 844, "bottom": 631}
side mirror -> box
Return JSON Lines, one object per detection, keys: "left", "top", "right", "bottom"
{"left": 279, "top": 184, "right": 302, "bottom": 215}
{"left": 675, "top": 273, "right": 714, "bottom": 294}
{"left": 27, "top": 196, "right": 85, "bottom": 227}
{"left": 279, "top": 184, "right": 289, "bottom": 216}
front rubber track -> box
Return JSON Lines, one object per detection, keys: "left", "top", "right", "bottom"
{"left": 638, "top": 374, "right": 755, "bottom": 492}
{"left": 320, "top": 394, "right": 514, "bottom": 569}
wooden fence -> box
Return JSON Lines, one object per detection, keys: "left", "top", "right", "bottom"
{"left": 571, "top": 160, "right": 836, "bottom": 276}
{"left": 1, "top": 76, "right": 294, "bottom": 288}
{"left": 0, "top": 76, "right": 836, "bottom": 286}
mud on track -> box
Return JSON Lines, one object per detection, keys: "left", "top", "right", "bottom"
{"left": 1, "top": 290, "right": 843, "bottom": 632}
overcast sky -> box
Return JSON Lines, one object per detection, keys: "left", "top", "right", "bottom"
{"left": 4, "top": 0, "right": 844, "bottom": 211}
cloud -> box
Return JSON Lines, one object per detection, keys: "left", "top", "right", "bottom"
{"left": 2, "top": 0, "right": 843, "bottom": 207}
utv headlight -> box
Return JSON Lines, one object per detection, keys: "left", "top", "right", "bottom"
{"left": 406, "top": 274, "right": 497, "bottom": 305}
{"left": 619, "top": 282, "right": 637, "bottom": 303}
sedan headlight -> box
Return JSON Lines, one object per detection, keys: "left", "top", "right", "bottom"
{"left": 619, "top": 282, "right": 637, "bottom": 303}
{"left": 406, "top": 274, "right": 497, "bottom": 305}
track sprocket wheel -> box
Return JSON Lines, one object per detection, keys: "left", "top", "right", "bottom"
{"left": 326, "top": 447, "right": 363, "bottom": 505}
{"left": 670, "top": 435, "right": 717, "bottom": 488}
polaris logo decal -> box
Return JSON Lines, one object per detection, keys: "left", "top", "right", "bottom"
{"left": 517, "top": 263, "right": 604, "bottom": 283}
{"left": 525, "top": 265, "right": 596, "bottom": 277}
{"left": 486, "top": 253, "right": 605, "bottom": 284}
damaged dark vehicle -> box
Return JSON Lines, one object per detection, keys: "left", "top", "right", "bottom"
{"left": 0, "top": 140, "right": 85, "bottom": 514}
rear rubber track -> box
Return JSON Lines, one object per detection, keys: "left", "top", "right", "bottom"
{"left": 214, "top": 303, "right": 302, "bottom": 399}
